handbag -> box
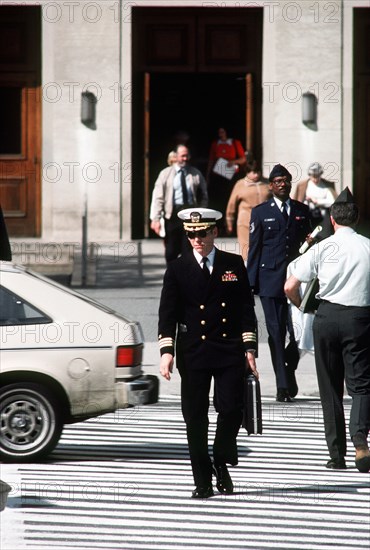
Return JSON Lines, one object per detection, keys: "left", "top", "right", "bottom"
{"left": 242, "top": 373, "right": 263, "bottom": 435}
{"left": 299, "top": 277, "right": 320, "bottom": 314}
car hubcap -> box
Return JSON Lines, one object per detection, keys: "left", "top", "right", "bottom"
{"left": 1, "top": 393, "right": 52, "bottom": 452}
{"left": 8, "top": 403, "right": 39, "bottom": 437}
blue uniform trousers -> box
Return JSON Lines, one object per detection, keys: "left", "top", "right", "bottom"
{"left": 260, "top": 296, "right": 289, "bottom": 390}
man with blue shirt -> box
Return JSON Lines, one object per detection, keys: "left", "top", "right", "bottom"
{"left": 285, "top": 188, "right": 370, "bottom": 472}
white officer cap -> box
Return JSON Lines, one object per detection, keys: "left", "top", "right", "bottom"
{"left": 308, "top": 162, "right": 323, "bottom": 176}
{"left": 177, "top": 208, "right": 222, "bottom": 231}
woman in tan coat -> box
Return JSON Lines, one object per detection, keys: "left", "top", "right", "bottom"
{"left": 226, "top": 161, "right": 271, "bottom": 261}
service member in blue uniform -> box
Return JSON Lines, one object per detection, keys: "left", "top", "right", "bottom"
{"left": 285, "top": 188, "right": 370, "bottom": 472}
{"left": 158, "top": 208, "right": 258, "bottom": 499}
{"left": 247, "top": 164, "right": 311, "bottom": 402}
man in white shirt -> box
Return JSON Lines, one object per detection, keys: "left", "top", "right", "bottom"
{"left": 285, "top": 188, "right": 370, "bottom": 473}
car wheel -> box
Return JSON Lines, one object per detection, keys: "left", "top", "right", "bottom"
{"left": 0, "top": 382, "right": 63, "bottom": 462}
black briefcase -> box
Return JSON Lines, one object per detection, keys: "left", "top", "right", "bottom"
{"left": 299, "top": 277, "right": 321, "bottom": 314}
{"left": 242, "top": 373, "right": 263, "bottom": 435}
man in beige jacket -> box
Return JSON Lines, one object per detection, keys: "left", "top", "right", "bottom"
{"left": 150, "top": 145, "right": 208, "bottom": 263}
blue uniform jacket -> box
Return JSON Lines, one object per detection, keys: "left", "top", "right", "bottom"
{"left": 158, "top": 248, "right": 257, "bottom": 370}
{"left": 247, "top": 199, "right": 311, "bottom": 298}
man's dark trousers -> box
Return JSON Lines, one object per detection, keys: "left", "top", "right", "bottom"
{"left": 313, "top": 301, "right": 370, "bottom": 460}
{"left": 260, "top": 296, "right": 289, "bottom": 390}
{"left": 178, "top": 362, "right": 244, "bottom": 488}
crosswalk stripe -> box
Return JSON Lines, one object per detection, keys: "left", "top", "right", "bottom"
{"left": 1, "top": 396, "right": 369, "bottom": 550}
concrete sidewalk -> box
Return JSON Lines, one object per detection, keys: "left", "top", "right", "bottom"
{"left": 77, "top": 236, "right": 321, "bottom": 399}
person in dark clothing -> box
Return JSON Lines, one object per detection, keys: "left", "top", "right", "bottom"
{"left": 247, "top": 164, "right": 311, "bottom": 402}
{"left": 158, "top": 207, "right": 258, "bottom": 498}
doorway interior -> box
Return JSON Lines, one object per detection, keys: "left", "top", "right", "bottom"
{"left": 134, "top": 71, "right": 260, "bottom": 239}
{"left": 149, "top": 73, "right": 249, "bottom": 181}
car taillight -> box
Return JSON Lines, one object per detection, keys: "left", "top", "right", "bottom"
{"left": 116, "top": 345, "right": 143, "bottom": 367}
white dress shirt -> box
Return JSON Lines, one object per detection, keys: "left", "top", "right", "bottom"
{"left": 274, "top": 196, "right": 291, "bottom": 216}
{"left": 290, "top": 227, "right": 370, "bottom": 307}
{"left": 193, "top": 247, "right": 216, "bottom": 274}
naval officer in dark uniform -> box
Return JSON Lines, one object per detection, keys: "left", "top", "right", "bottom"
{"left": 285, "top": 188, "right": 370, "bottom": 472}
{"left": 247, "top": 164, "right": 311, "bottom": 402}
{"left": 158, "top": 208, "right": 258, "bottom": 498}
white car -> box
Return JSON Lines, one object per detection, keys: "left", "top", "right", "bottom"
{"left": 0, "top": 262, "right": 159, "bottom": 462}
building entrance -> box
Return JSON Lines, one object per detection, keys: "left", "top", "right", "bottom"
{"left": 132, "top": 6, "right": 263, "bottom": 238}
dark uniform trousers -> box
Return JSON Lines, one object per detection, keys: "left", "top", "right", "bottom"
{"left": 159, "top": 249, "right": 256, "bottom": 489}
{"left": 177, "top": 349, "right": 244, "bottom": 488}
{"left": 260, "top": 296, "right": 289, "bottom": 389}
{"left": 313, "top": 301, "right": 370, "bottom": 460}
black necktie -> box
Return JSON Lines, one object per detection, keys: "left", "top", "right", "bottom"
{"left": 201, "top": 257, "right": 211, "bottom": 279}
{"left": 282, "top": 202, "right": 288, "bottom": 223}
{"left": 180, "top": 168, "right": 189, "bottom": 205}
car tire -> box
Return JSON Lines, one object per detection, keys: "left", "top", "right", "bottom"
{"left": 0, "top": 382, "right": 63, "bottom": 462}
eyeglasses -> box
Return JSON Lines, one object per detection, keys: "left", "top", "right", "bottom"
{"left": 272, "top": 177, "right": 291, "bottom": 185}
{"left": 186, "top": 228, "right": 213, "bottom": 239}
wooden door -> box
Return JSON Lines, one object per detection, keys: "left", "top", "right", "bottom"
{"left": 353, "top": 9, "right": 370, "bottom": 233}
{"left": 0, "top": 6, "right": 41, "bottom": 237}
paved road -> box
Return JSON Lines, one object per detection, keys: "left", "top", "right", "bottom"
{"left": 3, "top": 238, "right": 366, "bottom": 549}
{"left": 2, "top": 397, "right": 369, "bottom": 550}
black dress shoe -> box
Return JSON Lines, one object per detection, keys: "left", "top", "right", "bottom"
{"left": 285, "top": 363, "right": 299, "bottom": 398}
{"left": 212, "top": 463, "right": 234, "bottom": 494}
{"left": 355, "top": 449, "right": 370, "bottom": 473}
{"left": 286, "top": 370, "right": 298, "bottom": 398}
{"left": 326, "top": 458, "right": 346, "bottom": 470}
{"left": 276, "top": 389, "right": 294, "bottom": 403}
{"left": 353, "top": 435, "right": 370, "bottom": 472}
{"left": 191, "top": 486, "right": 214, "bottom": 499}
